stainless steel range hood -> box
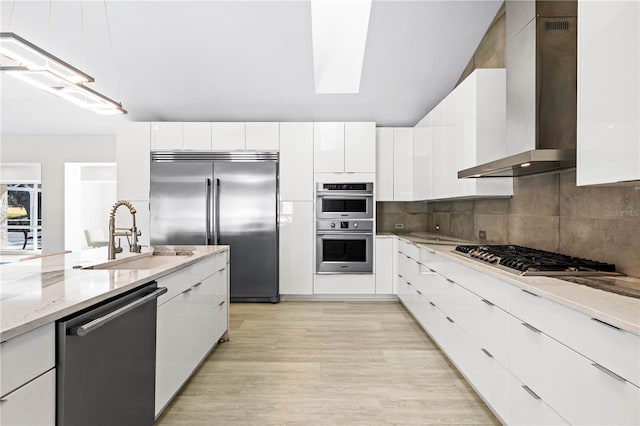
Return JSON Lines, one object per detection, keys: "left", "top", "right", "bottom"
{"left": 460, "top": 0, "right": 577, "bottom": 179}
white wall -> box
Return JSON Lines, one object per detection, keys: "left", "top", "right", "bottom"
{"left": 0, "top": 135, "right": 116, "bottom": 253}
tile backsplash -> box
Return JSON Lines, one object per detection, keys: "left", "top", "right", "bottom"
{"left": 377, "top": 170, "right": 640, "bottom": 277}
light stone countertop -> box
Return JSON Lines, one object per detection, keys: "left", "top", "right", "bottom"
{"left": 393, "top": 234, "right": 640, "bottom": 335}
{"left": 0, "top": 245, "right": 229, "bottom": 341}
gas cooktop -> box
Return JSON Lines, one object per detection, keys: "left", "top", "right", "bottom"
{"left": 453, "top": 245, "right": 621, "bottom": 277}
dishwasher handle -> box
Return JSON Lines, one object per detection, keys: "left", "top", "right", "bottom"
{"left": 69, "top": 287, "right": 167, "bottom": 337}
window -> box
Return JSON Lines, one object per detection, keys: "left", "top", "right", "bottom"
{"left": 1, "top": 164, "right": 42, "bottom": 251}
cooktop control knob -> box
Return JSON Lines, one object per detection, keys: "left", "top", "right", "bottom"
{"left": 353, "top": 222, "right": 359, "bottom": 228}
{"left": 330, "top": 223, "right": 336, "bottom": 228}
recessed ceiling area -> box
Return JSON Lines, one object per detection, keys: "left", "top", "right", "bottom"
{"left": 0, "top": 0, "right": 502, "bottom": 135}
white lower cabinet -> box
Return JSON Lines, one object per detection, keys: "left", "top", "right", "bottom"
{"left": 508, "top": 375, "right": 568, "bottom": 426}
{"left": 0, "top": 369, "right": 55, "bottom": 426}
{"left": 395, "top": 237, "right": 640, "bottom": 426}
{"left": 375, "top": 237, "right": 394, "bottom": 294}
{"left": 508, "top": 313, "right": 640, "bottom": 426}
{"left": 155, "top": 253, "right": 229, "bottom": 417}
{"left": 279, "top": 201, "right": 313, "bottom": 295}
{"left": 441, "top": 312, "right": 509, "bottom": 422}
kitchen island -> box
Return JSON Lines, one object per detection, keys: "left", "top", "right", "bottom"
{"left": 0, "top": 245, "right": 229, "bottom": 424}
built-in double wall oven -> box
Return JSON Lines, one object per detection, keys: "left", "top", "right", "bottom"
{"left": 315, "top": 183, "right": 374, "bottom": 274}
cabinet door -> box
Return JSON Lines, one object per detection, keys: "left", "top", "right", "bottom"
{"left": 116, "top": 123, "right": 150, "bottom": 200}
{"left": 577, "top": 1, "right": 640, "bottom": 185}
{"left": 280, "top": 123, "right": 313, "bottom": 201}
{"left": 413, "top": 125, "right": 432, "bottom": 200}
{"left": 0, "top": 369, "right": 55, "bottom": 426}
{"left": 183, "top": 122, "right": 212, "bottom": 150}
{"left": 279, "top": 201, "right": 313, "bottom": 295}
{"left": 212, "top": 123, "right": 245, "bottom": 150}
{"left": 344, "top": 122, "right": 375, "bottom": 172}
{"left": 375, "top": 237, "right": 393, "bottom": 294}
{"left": 393, "top": 128, "right": 414, "bottom": 201}
{"left": 213, "top": 268, "right": 228, "bottom": 340}
{"left": 430, "top": 106, "right": 444, "bottom": 199}
{"left": 246, "top": 122, "right": 279, "bottom": 151}
{"left": 375, "top": 128, "right": 394, "bottom": 201}
{"left": 155, "top": 292, "right": 192, "bottom": 414}
{"left": 184, "top": 276, "right": 217, "bottom": 357}
{"left": 152, "top": 122, "right": 183, "bottom": 150}
{"left": 314, "top": 122, "right": 345, "bottom": 172}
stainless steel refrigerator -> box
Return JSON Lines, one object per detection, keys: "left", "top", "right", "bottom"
{"left": 150, "top": 152, "right": 279, "bottom": 303}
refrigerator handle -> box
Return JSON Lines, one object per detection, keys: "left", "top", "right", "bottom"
{"left": 213, "top": 178, "right": 220, "bottom": 245}
{"left": 206, "top": 179, "right": 212, "bottom": 245}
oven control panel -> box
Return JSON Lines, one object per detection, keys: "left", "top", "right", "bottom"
{"left": 316, "top": 219, "right": 374, "bottom": 231}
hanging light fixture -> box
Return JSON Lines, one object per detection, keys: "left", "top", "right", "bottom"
{"left": 1, "top": 0, "right": 127, "bottom": 116}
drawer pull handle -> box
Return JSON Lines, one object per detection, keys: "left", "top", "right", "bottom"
{"left": 429, "top": 301, "right": 436, "bottom": 307}
{"left": 429, "top": 268, "right": 436, "bottom": 273}
{"left": 446, "top": 278, "right": 455, "bottom": 284}
{"left": 591, "top": 318, "right": 622, "bottom": 331}
{"left": 521, "top": 289, "right": 540, "bottom": 297}
{"left": 481, "top": 299, "right": 494, "bottom": 306}
{"left": 522, "top": 322, "right": 541, "bottom": 334}
{"left": 184, "top": 287, "right": 194, "bottom": 294}
{"left": 416, "top": 290, "right": 422, "bottom": 295}
{"left": 592, "top": 363, "right": 626, "bottom": 383}
{"left": 192, "top": 282, "right": 203, "bottom": 288}
{"left": 481, "top": 348, "right": 493, "bottom": 358}
{"left": 0, "top": 398, "right": 7, "bottom": 404}
{"left": 522, "top": 385, "right": 541, "bottom": 400}
{"left": 446, "top": 317, "right": 454, "bottom": 323}
{"left": 218, "top": 300, "right": 226, "bottom": 307}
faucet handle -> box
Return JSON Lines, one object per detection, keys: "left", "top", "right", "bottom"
{"left": 115, "top": 238, "right": 123, "bottom": 254}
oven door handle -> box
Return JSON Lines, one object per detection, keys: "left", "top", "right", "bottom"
{"left": 316, "top": 231, "right": 374, "bottom": 236}
{"left": 316, "top": 192, "right": 373, "bottom": 198}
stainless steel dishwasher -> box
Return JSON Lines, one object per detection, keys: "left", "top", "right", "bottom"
{"left": 56, "top": 282, "right": 167, "bottom": 426}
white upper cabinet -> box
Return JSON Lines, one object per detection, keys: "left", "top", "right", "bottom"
{"left": 246, "top": 122, "right": 279, "bottom": 151}
{"left": 117, "top": 122, "right": 150, "bottom": 201}
{"left": 376, "top": 128, "right": 394, "bottom": 201}
{"left": 183, "top": 123, "right": 212, "bottom": 150}
{"left": 212, "top": 123, "right": 246, "bottom": 151}
{"left": 152, "top": 122, "right": 211, "bottom": 150}
{"left": 577, "top": 0, "right": 640, "bottom": 185}
{"left": 314, "top": 122, "right": 345, "bottom": 172}
{"left": 345, "top": 122, "right": 376, "bottom": 173}
{"left": 280, "top": 122, "right": 314, "bottom": 201}
{"left": 413, "top": 121, "right": 432, "bottom": 201}
{"left": 314, "top": 122, "right": 376, "bottom": 173}
{"left": 152, "top": 122, "right": 183, "bottom": 150}
{"left": 393, "top": 128, "right": 414, "bottom": 201}
{"left": 426, "top": 69, "right": 512, "bottom": 200}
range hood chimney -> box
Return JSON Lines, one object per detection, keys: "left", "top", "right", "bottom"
{"left": 459, "top": 0, "right": 577, "bottom": 178}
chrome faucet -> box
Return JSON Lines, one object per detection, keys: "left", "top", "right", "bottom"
{"left": 108, "top": 200, "right": 142, "bottom": 260}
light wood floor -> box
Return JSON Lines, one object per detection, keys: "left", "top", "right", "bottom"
{"left": 155, "top": 301, "right": 499, "bottom": 425}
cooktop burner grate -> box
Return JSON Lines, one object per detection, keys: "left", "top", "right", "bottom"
{"left": 454, "top": 245, "right": 619, "bottom": 276}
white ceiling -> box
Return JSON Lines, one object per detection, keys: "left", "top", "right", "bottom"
{"left": 0, "top": 0, "right": 502, "bottom": 135}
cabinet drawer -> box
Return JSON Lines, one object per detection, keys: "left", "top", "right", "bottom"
{"left": 439, "top": 258, "right": 509, "bottom": 309}
{"left": 398, "top": 239, "right": 419, "bottom": 261}
{"left": 0, "top": 368, "right": 55, "bottom": 426}
{"left": 508, "top": 374, "right": 568, "bottom": 426}
{"left": 191, "top": 252, "right": 227, "bottom": 284}
{"left": 441, "top": 314, "right": 509, "bottom": 422}
{"left": 397, "top": 252, "right": 417, "bottom": 286}
{"left": 415, "top": 292, "right": 442, "bottom": 345}
{"left": 397, "top": 277, "right": 415, "bottom": 313}
{"left": 508, "top": 314, "right": 640, "bottom": 425}
{"left": 510, "top": 285, "right": 640, "bottom": 386}
{"left": 418, "top": 246, "right": 443, "bottom": 271}
{"left": 0, "top": 324, "right": 55, "bottom": 397}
